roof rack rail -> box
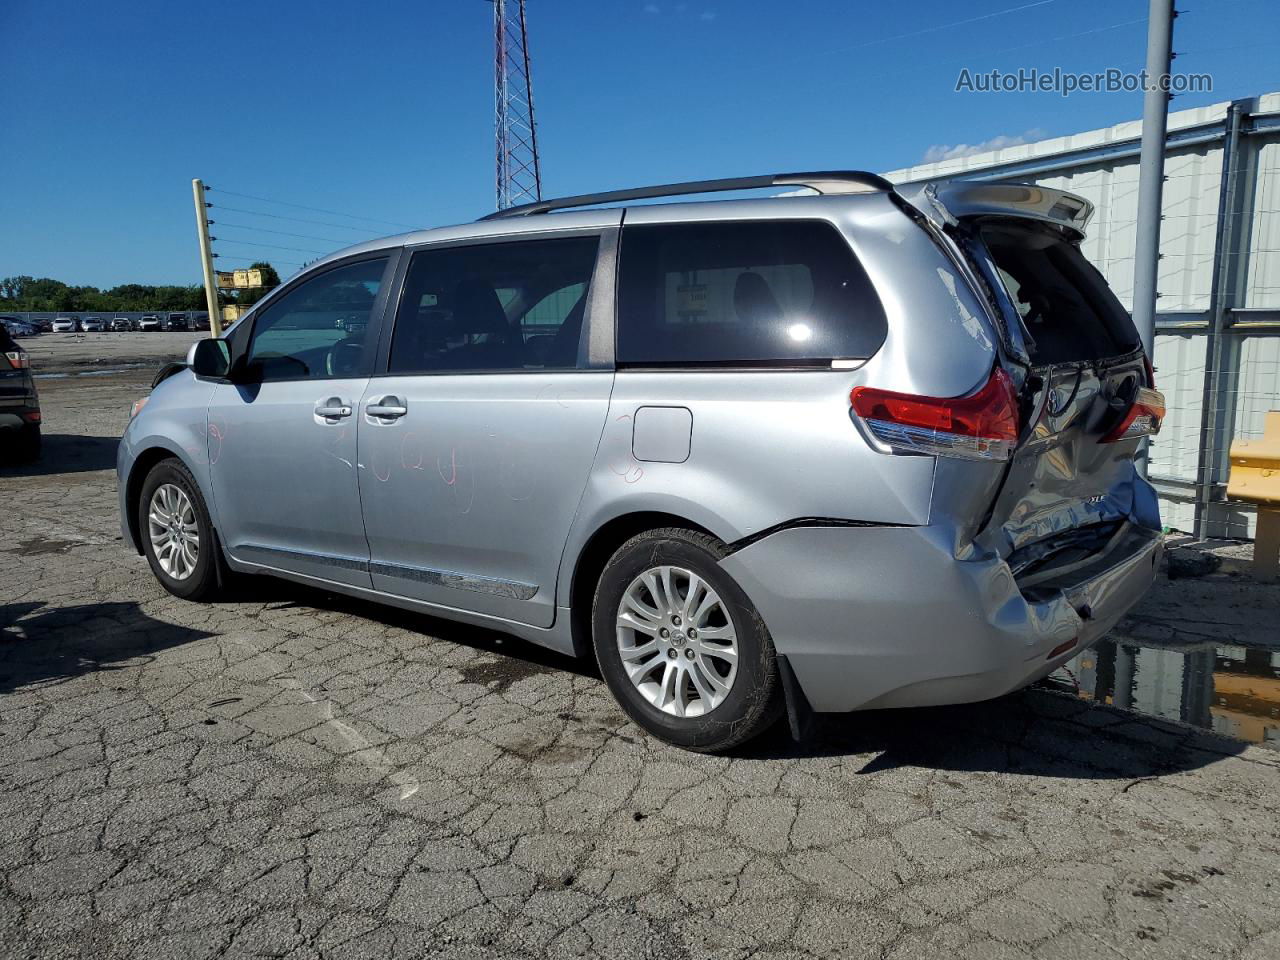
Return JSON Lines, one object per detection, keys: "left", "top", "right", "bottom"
{"left": 479, "top": 170, "right": 895, "bottom": 220}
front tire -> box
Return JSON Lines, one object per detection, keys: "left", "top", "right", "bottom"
{"left": 592, "top": 527, "right": 784, "bottom": 752}
{"left": 138, "top": 458, "right": 222, "bottom": 601}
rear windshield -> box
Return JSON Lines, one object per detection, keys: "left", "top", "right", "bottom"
{"left": 978, "top": 221, "right": 1139, "bottom": 364}
{"left": 617, "top": 220, "right": 887, "bottom": 366}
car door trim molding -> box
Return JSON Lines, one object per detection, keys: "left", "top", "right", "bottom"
{"left": 368, "top": 560, "right": 539, "bottom": 600}
{"left": 237, "top": 543, "right": 370, "bottom": 573}
{"left": 237, "top": 544, "right": 539, "bottom": 600}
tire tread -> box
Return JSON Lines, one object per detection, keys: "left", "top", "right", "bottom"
{"left": 138, "top": 457, "right": 223, "bottom": 602}
{"left": 591, "top": 526, "right": 783, "bottom": 752}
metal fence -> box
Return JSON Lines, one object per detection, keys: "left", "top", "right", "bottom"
{"left": 884, "top": 91, "right": 1280, "bottom": 540}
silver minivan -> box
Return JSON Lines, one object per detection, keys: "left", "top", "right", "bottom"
{"left": 118, "top": 173, "right": 1165, "bottom": 751}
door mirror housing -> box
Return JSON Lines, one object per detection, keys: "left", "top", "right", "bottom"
{"left": 189, "top": 338, "right": 231, "bottom": 379}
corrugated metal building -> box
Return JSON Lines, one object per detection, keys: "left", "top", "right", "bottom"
{"left": 883, "top": 93, "right": 1280, "bottom": 539}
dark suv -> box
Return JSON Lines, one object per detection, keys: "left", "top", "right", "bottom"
{"left": 0, "top": 326, "right": 41, "bottom": 462}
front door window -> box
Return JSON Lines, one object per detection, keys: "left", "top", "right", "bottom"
{"left": 244, "top": 258, "right": 388, "bottom": 381}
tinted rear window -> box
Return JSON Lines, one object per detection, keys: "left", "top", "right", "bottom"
{"left": 617, "top": 220, "right": 886, "bottom": 366}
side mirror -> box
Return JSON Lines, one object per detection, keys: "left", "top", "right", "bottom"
{"left": 189, "top": 338, "right": 231, "bottom": 379}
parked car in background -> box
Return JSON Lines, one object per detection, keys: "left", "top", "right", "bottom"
{"left": 138, "top": 316, "right": 161, "bottom": 332}
{"left": 118, "top": 172, "right": 1166, "bottom": 752}
{"left": 51, "top": 317, "right": 78, "bottom": 332}
{"left": 0, "top": 325, "right": 40, "bottom": 462}
{"left": 1, "top": 317, "right": 39, "bottom": 337}
{"left": 82, "top": 316, "right": 105, "bottom": 332}
{"left": 111, "top": 317, "right": 132, "bottom": 332}
{"left": 163, "top": 313, "right": 188, "bottom": 332}
{"left": 30, "top": 318, "right": 53, "bottom": 332}
{"left": 190, "top": 313, "right": 211, "bottom": 331}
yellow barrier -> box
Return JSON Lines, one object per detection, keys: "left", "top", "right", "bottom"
{"left": 1227, "top": 410, "right": 1280, "bottom": 581}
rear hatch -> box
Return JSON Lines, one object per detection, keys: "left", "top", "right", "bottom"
{"left": 908, "top": 183, "right": 1164, "bottom": 588}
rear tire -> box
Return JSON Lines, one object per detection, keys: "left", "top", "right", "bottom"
{"left": 14, "top": 424, "right": 40, "bottom": 463}
{"left": 592, "top": 527, "right": 784, "bottom": 752}
{"left": 137, "top": 458, "right": 223, "bottom": 601}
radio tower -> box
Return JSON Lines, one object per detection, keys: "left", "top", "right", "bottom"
{"left": 493, "top": 0, "right": 542, "bottom": 210}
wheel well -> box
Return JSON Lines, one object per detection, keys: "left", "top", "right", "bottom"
{"left": 123, "top": 448, "right": 181, "bottom": 554}
{"left": 567, "top": 512, "right": 717, "bottom": 658}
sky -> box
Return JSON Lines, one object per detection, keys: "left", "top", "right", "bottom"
{"left": 2, "top": 0, "right": 1277, "bottom": 288}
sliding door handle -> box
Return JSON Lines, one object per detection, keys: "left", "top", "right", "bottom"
{"left": 366, "top": 396, "right": 408, "bottom": 420}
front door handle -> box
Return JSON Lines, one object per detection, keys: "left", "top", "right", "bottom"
{"left": 366, "top": 396, "right": 408, "bottom": 420}
{"left": 315, "top": 397, "right": 352, "bottom": 421}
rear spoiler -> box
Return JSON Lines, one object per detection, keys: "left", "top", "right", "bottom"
{"left": 898, "top": 181, "right": 1094, "bottom": 241}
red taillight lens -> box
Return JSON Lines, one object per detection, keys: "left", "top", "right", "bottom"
{"left": 851, "top": 367, "right": 1020, "bottom": 461}
{"left": 1101, "top": 387, "right": 1166, "bottom": 443}
{"left": 4, "top": 351, "right": 28, "bottom": 369}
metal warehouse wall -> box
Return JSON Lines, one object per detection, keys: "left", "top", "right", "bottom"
{"left": 884, "top": 93, "right": 1280, "bottom": 539}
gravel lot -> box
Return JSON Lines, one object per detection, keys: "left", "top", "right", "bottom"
{"left": 21, "top": 330, "right": 203, "bottom": 375}
{"left": 2, "top": 334, "right": 1279, "bottom": 960}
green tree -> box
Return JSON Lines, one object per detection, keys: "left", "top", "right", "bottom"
{"left": 0, "top": 276, "right": 33, "bottom": 301}
{"left": 0, "top": 275, "right": 221, "bottom": 313}
{"left": 105, "top": 284, "right": 152, "bottom": 309}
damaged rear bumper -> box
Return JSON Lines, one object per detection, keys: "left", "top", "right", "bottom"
{"left": 719, "top": 521, "right": 1162, "bottom": 713}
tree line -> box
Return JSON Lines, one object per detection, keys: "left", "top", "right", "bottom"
{"left": 0, "top": 262, "right": 282, "bottom": 313}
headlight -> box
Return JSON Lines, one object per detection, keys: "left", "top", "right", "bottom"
{"left": 130, "top": 396, "right": 149, "bottom": 419}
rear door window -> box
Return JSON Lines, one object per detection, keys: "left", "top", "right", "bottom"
{"left": 617, "top": 220, "right": 886, "bottom": 366}
{"left": 388, "top": 235, "right": 599, "bottom": 373}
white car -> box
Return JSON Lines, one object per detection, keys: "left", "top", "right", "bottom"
{"left": 51, "top": 317, "right": 78, "bottom": 332}
{"left": 82, "top": 316, "right": 105, "bottom": 332}
{"left": 138, "top": 316, "right": 161, "bottom": 332}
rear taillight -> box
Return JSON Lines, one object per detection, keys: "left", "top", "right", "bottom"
{"left": 1101, "top": 386, "right": 1166, "bottom": 443}
{"left": 850, "top": 367, "right": 1020, "bottom": 461}
{"left": 4, "top": 351, "right": 28, "bottom": 369}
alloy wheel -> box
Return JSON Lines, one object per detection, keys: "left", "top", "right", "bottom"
{"left": 147, "top": 483, "right": 200, "bottom": 580}
{"left": 615, "top": 565, "right": 739, "bottom": 718}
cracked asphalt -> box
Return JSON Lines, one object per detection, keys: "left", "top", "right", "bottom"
{"left": 2, "top": 335, "right": 1279, "bottom": 960}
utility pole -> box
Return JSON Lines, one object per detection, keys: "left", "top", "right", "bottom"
{"left": 191, "top": 178, "right": 223, "bottom": 338}
{"left": 1132, "top": 0, "right": 1176, "bottom": 359}
{"left": 1131, "top": 0, "right": 1175, "bottom": 479}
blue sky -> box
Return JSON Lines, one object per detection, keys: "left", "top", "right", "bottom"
{"left": 3, "top": 0, "right": 1277, "bottom": 287}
